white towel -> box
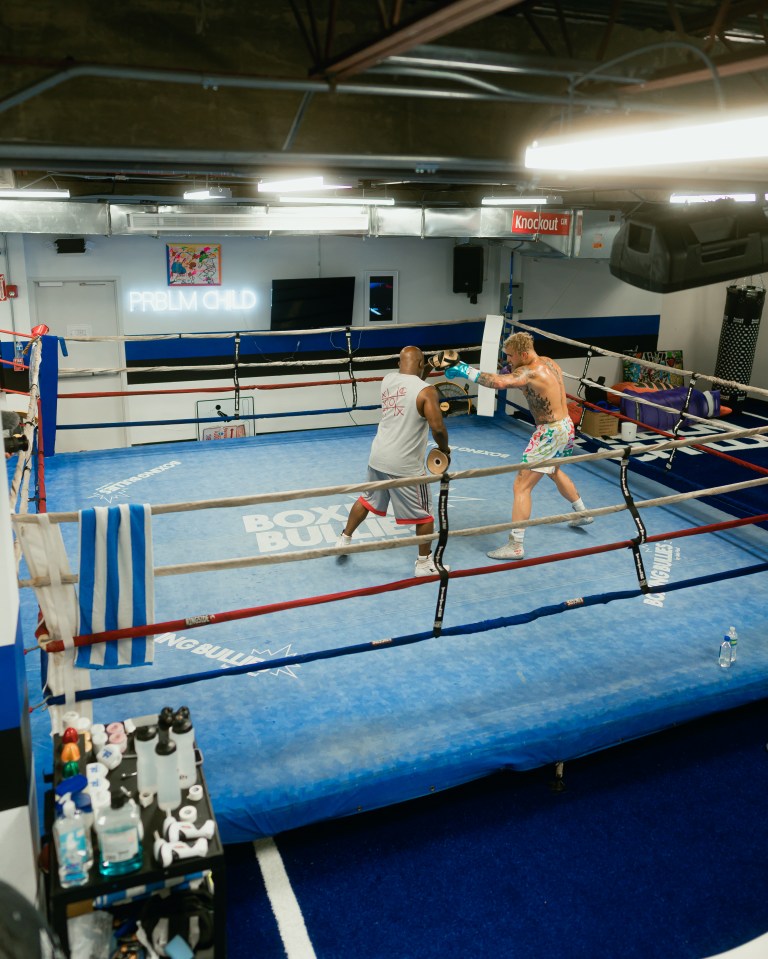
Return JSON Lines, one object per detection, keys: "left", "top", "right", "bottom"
{"left": 75, "top": 504, "right": 155, "bottom": 669}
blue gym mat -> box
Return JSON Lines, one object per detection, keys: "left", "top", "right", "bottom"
{"left": 20, "top": 416, "right": 768, "bottom": 842}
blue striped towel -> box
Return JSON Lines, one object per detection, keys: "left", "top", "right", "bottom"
{"left": 75, "top": 504, "right": 155, "bottom": 669}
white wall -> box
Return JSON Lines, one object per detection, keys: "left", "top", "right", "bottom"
{"left": 18, "top": 234, "right": 501, "bottom": 334}
{"left": 4, "top": 234, "right": 767, "bottom": 449}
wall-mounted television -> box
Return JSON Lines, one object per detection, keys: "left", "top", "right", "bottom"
{"left": 270, "top": 276, "right": 355, "bottom": 331}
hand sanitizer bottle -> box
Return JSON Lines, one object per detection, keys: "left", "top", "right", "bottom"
{"left": 54, "top": 794, "right": 93, "bottom": 887}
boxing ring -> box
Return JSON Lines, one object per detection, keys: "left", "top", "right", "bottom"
{"left": 6, "top": 323, "right": 768, "bottom": 844}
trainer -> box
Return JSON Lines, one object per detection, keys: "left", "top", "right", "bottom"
{"left": 338, "top": 346, "right": 451, "bottom": 576}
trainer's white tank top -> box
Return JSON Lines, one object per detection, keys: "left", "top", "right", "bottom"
{"left": 369, "top": 371, "right": 429, "bottom": 476}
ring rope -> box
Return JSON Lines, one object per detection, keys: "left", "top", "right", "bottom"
{"left": 564, "top": 393, "right": 768, "bottom": 477}
{"left": 57, "top": 347, "right": 480, "bottom": 377}
{"left": 13, "top": 423, "right": 768, "bottom": 530}
{"left": 42, "top": 317, "right": 483, "bottom": 344}
{"left": 40, "top": 558, "right": 768, "bottom": 708}
{"left": 54, "top": 404, "right": 380, "bottom": 431}
{"left": 18, "top": 473, "right": 768, "bottom": 589}
{"left": 564, "top": 377, "right": 745, "bottom": 435}
{"left": 57, "top": 374, "right": 432, "bottom": 399}
{"left": 35, "top": 506, "right": 768, "bottom": 655}
{"left": 511, "top": 319, "right": 768, "bottom": 401}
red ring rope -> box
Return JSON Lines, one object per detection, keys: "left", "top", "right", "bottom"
{"left": 36, "top": 509, "right": 768, "bottom": 654}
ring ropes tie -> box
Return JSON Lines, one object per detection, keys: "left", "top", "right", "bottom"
{"left": 432, "top": 470, "right": 451, "bottom": 637}
{"left": 233, "top": 332, "right": 241, "bottom": 420}
{"left": 345, "top": 326, "right": 358, "bottom": 409}
{"left": 664, "top": 373, "right": 698, "bottom": 472}
{"left": 575, "top": 348, "right": 594, "bottom": 433}
{"left": 619, "top": 447, "right": 649, "bottom": 593}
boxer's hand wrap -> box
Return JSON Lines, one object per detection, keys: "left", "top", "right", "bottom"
{"left": 445, "top": 361, "right": 481, "bottom": 383}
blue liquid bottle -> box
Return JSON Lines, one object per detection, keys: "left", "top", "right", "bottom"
{"left": 95, "top": 790, "right": 143, "bottom": 876}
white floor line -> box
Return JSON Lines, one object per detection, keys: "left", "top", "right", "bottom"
{"left": 742, "top": 410, "right": 768, "bottom": 422}
{"left": 254, "top": 836, "right": 317, "bottom": 959}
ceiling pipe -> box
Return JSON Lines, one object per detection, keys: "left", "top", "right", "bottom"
{"left": 0, "top": 60, "right": 687, "bottom": 119}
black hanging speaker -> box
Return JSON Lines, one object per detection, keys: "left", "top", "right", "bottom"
{"left": 609, "top": 201, "right": 768, "bottom": 293}
{"left": 55, "top": 237, "right": 86, "bottom": 254}
{"left": 453, "top": 245, "right": 484, "bottom": 296}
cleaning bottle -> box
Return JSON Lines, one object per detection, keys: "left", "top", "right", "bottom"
{"left": 54, "top": 794, "right": 93, "bottom": 887}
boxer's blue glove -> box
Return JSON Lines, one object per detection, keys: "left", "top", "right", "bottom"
{"left": 445, "top": 361, "right": 481, "bottom": 383}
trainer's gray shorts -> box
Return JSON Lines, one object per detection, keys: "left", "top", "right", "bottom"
{"left": 358, "top": 465, "right": 433, "bottom": 525}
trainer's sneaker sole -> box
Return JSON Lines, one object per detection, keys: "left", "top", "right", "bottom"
{"left": 486, "top": 543, "right": 524, "bottom": 560}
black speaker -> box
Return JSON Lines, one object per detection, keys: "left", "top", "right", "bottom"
{"left": 453, "top": 246, "right": 483, "bottom": 296}
{"left": 55, "top": 237, "right": 86, "bottom": 254}
{"left": 609, "top": 201, "right": 768, "bottom": 293}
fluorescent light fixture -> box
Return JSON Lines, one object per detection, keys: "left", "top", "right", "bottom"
{"left": 0, "top": 188, "right": 70, "bottom": 199}
{"left": 669, "top": 192, "right": 757, "bottom": 204}
{"left": 183, "top": 186, "right": 232, "bottom": 200}
{"left": 525, "top": 112, "right": 768, "bottom": 172}
{"left": 481, "top": 195, "right": 555, "bottom": 206}
{"left": 258, "top": 176, "right": 325, "bottom": 193}
{"left": 278, "top": 195, "right": 394, "bottom": 206}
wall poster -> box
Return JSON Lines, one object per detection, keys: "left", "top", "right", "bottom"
{"left": 167, "top": 244, "right": 222, "bottom": 286}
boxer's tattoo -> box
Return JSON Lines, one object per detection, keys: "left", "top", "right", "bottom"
{"left": 477, "top": 371, "right": 497, "bottom": 389}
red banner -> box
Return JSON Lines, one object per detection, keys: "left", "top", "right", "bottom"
{"left": 510, "top": 211, "right": 572, "bottom": 235}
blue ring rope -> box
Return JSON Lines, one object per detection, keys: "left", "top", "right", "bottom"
{"left": 56, "top": 405, "right": 379, "bottom": 429}
{"left": 44, "top": 560, "right": 768, "bottom": 706}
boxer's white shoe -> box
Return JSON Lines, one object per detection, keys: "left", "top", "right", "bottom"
{"left": 414, "top": 555, "right": 450, "bottom": 577}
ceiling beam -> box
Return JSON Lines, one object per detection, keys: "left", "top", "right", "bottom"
{"left": 312, "top": 0, "right": 528, "bottom": 81}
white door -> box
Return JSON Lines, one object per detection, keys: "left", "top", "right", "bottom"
{"left": 33, "top": 281, "right": 128, "bottom": 452}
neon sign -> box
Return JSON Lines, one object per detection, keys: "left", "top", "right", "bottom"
{"left": 128, "top": 289, "right": 257, "bottom": 312}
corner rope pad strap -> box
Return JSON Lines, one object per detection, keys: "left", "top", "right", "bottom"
{"left": 619, "top": 448, "right": 650, "bottom": 593}
{"left": 432, "top": 472, "right": 451, "bottom": 636}
{"left": 665, "top": 373, "right": 698, "bottom": 472}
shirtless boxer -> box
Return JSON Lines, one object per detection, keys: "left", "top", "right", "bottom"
{"left": 446, "top": 330, "right": 592, "bottom": 560}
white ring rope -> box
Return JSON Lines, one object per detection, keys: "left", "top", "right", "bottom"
{"left": 48, "top": 317, "right": 483, "bottom": 343}
{"left": 15, "top": 423, "right": 768, "bottom": 587}
{"left": 16, "top": 473, "right": 768, "bottom": 587}
{"left": 511, "top": 319, "right": 768, "bottom": 401}
{"left": 560, "top": 373, "right": 738, "bottom": 432}
{"left": 12, "top": 423, "right": 768, "bottom": 526}
{"left": 59, "top": 352, "right": 415, "bottom": 377}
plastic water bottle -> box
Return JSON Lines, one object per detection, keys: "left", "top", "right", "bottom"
{"left": 134, "top": 724, "right": 158, "bottom": 795}
{"left": 719, "top": 636, "right": 733, "bottom": 668}
{"left": 170, "top": 709, "right": 197, "bottom": 788}
{"left": 727, "top": 626, "right": 738, "bottom": 662}
{"left": 154, "top": 738, "right": 182, "bottom": 812}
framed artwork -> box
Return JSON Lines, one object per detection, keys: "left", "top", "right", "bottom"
{"left": 167, "top": 243, "right": 222, "bottom": 286}
{"left": 622, "top": 349, "right": 684, "bottom": 389}
{"left": 364, "top": 271, "right": 398, "bottom": 324}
